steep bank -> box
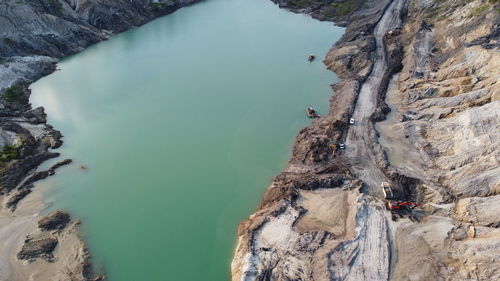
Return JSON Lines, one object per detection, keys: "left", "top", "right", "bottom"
{"left": 381, "top": 1, "right": 499, "bottom": 279}
{"left": 232, "top": 0, "right": 499, "bottom": 280}
{"left": 0, "top": 1, "right": 199, "bottom": 280}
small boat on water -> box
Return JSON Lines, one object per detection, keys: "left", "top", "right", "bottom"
{"left": 306, "top": 106, "right": 320, "bottom": 118}
{"left": 307, "top": 54, "right": 315, "bottom": 62}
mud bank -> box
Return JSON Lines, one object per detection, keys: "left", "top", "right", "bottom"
{"left": 232, "top": 0, "right": 499, "bottom": 280}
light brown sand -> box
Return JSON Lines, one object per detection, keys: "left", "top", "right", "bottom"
{"left": 0, "top": 182, "right": 91, "bottom": 281}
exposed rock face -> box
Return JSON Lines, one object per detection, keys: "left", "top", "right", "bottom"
{"left": 0, "top": 0, "right": 198, "bottom": 58}
{"left": 38, "top": 210, "right": 71, "bottom": 231}
{"left": 233, "top": 0, "right": 500, "bottom": 280}
{"left": 17, "top": 236, "right": 58, "bottom": 262}
{"left": 384, "top": 2, "right": 500, "bottom": 279}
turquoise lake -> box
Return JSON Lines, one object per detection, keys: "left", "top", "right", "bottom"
{"left": 30, "top": 0, "right": 343, "bottom": 279}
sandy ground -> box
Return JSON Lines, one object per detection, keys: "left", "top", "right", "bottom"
{"left": 375, "top": 74, "right": 428, "bottom": 175}
{"left": 0, "top": 184, "right": 46, "bottom": 281}
{"left": 0, "top": 181, "right": 90, "bottom": 281}
{"left": 296, "top": 189, "right": 357, "bottom": 237}
{"left": 390, "top": 216, "right": 454, "bottom": 281}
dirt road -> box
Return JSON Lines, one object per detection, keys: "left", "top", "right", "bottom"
{"left": 344, "top": 0, "right": 405, "bottom": 196}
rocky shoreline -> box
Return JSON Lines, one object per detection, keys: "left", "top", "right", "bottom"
{"left": 232, "top": 0, "right": 499, "bottom": 280}
{"left": 0, "top": 0, "right": 498, "bottom": 280}
{"left": 0, "top": 1, "right": 200, "bottom": 280}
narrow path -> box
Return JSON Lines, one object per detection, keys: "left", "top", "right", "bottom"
{"left": 344, "top": 0, "right": 405, "bottom": 195}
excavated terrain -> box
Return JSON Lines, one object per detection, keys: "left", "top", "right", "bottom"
{"left": 386, "top": 1, "right": 500, "bottom": 279}
{"left": 232, "top": 0, "right": 500, "bottom": 280}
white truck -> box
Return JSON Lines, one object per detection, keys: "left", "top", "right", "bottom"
{"left": 381, "top": 182, "right": 393, "bottom": 199}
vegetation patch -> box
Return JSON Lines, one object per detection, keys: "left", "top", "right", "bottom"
{"left": 330, "top": 0, "right": 356, "bottom": 16}
{"left": 425, "top": 5, "right": 444, "bottom": 18}
{"left": 149, "top": 2, "right": 167, "bottom": 7}
{"left": 3, "top": 85, "right": 25, "bottom": 103}
{"left": 288, "top": 0, "right": 312, "bottom": 9}
{"left": 0, "top": 143, "right": 22, "bottom": 163}
{"left": 0, "top": 140, "right": 24, "bottom": 176}
{"left": 469, "top": 5, "right": 489, "bottom": 17}
{"left": 3, "top": 37, "right": 15, "bottom": 46}
{"left": 426, "top": 0, "right": 498, "bottom": 19}
{"left": 43, "top": 0, "right": 63, "bottom": 16}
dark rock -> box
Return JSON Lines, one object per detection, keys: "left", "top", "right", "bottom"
{"left": 5, "top": 187, "right": 32, "bottom": 211}
{"left": 17, "top": 236, "right": 58, "bottom": 262}
{"left": 23, "top": 171, "right": 52, "bottom": 187}
{"left": 0, "top": 151, "right": 59, "bottom": 194}
{"left": 38, "top": 210, "right": 71, "bottom": 231}
{"left": 466, "top": 25, "right": 500, "bottom": 49}
{"left": 23, "top": 107, "right": 47, "bottom": 124}
{"left": 50, "top": 158, "right": 72, "bottom": 170}
{"left": 401, "top": 111, "right": 417, "bottom": 122}
{"left": 8, "top": 159, "right": 71, "bottom": 207}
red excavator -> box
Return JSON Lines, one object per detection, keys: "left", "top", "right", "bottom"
{"left": 387, "top": 200, "right": 420, "bottom": 210}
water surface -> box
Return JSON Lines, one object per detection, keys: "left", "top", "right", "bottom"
{"left": 30, "top": 0, "right": 343, "bottom": 279}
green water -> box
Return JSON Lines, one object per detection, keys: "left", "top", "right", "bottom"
{"left": 30, "top": 0, "right": 343, "bottom": 280}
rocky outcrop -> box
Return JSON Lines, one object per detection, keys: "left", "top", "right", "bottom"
{"left": 18, "top": 211, "right": 72, "bottom": 262}
{"left": 14, "top": 210, "right": 101, "bottom": 281}
{"left": 17, "top": 236, "right": 58, "bottom": 262}
{"left": 233, "top": 0, "right": 499, "bottom": 280}
{"left": 38, "top": 210, "right": 71, "bottom": 231}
